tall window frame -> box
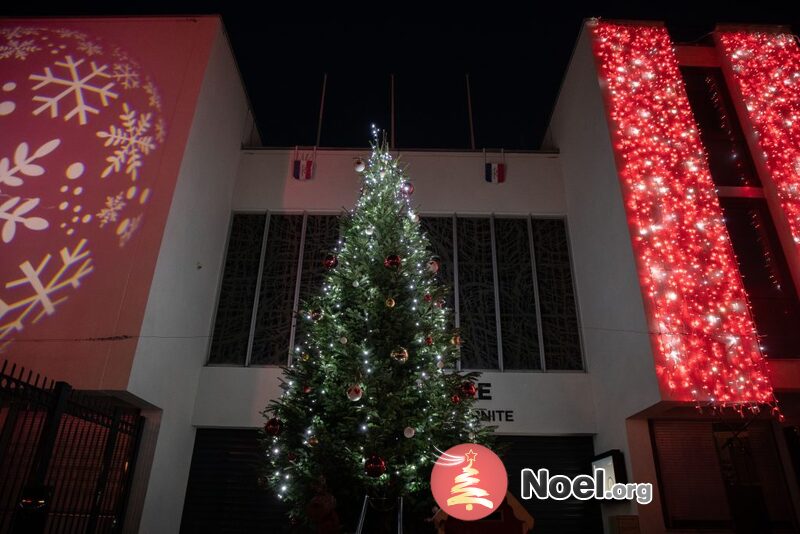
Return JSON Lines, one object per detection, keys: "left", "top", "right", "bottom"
{"left": 207, "top": 211, "right": 584, "bottom": 371}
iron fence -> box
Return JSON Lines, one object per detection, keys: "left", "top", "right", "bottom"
{"left": 0, "top": 361, "right": 143, "bottom": 533}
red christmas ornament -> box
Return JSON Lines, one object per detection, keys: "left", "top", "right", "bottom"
{"left": 264, "top": 417, "right": 282, "bottom": 436}
{"left": 425, "top": 335, "right": 434, "bottom": 346}
{"left": 323, "top": 254, "right": 338, "bottom": 269}
{"left": 303, "top": 385, "right": 312, "bottom": 394}
{"left": 287, "top": 452, "right": 297, "bottom": 462}
{"left": 347, "top": 384, "right": 363, "bottom": 401}
{"left": 365, "top": 454, "right": 387, "bottom": 477}
{"left": 401, "top": 181, "right": 414, "bottom": 194}
{"left": 460, "top": 382, "right": 477, "bottom": 398}
{"left": 450, "top": 394, "right": 462, "bottom": 405}
{"left": 423, "top": 293, "right": 433, "bottom": 303}
{"left": 310, "top": 309, "right": 323, "bottom": 321}
{"left": 383, "top": 254, "right": 402, "bottom": 269}
{"left": 434, "top": 298, "right": 445, "bottom": 308}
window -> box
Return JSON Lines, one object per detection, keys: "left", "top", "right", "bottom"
{"left": 209, "top": 213, "right": 582, "bottom": 371}
{"left": 681, "top": 65, "right": 800, "bottom": 358}
{"left": 651, "top": 419, "right": 794, "bottom": 530}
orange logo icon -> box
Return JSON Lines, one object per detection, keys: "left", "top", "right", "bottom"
{"left": 430, "top": 443, "right": 507, "bottom": 521}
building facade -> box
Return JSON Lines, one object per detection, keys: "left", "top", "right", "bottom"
{"left": 1, "top": 15, "right": 800, "bottom": 534}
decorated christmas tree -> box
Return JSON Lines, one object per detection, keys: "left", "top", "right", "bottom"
{"left": 261, "top": 129, "right": 491, "bottom": 530}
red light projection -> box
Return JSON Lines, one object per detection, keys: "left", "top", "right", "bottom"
{"left": 717, "top": 31, "right": 800, "bottom": 269}
{"left": 590, "top": 20, "right": 775, "bottom": 407}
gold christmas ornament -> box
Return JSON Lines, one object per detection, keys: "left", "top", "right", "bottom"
{"left": 300, "top": 352, "right": 311, "bottom": 362}
{"left": 385, "top": 297, "right": 396, "bottom": 308}
{"left": 307, "top": 436, "right": 319, "bottom": 447}
{"left": 390, "top": 347, "right": 409, "bottom": 363}
{"left": 450, "top": 334, "right": 462, "bottom": 346}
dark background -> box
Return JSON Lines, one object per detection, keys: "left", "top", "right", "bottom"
{"left": 3, "top": 2, "right": 799, "bottom": 149}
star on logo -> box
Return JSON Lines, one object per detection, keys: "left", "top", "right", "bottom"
{"left": 464, "top": 449, "right": 478, "bottom": 463}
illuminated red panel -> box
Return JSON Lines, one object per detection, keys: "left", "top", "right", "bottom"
{"left": 717, "top": 31, "right": 800, "bottom": 268}
{"left": 591, "top": 21, "right": 774, "bottom": 406}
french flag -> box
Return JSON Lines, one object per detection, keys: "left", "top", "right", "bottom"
{"left": 485, "top": 163, "right": 505, "bottom": 183}
{"left": 292, "top": 158, "right": 314, "bottom": 180}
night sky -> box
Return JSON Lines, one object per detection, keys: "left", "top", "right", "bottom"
{"left": 3, "top": 2, "right": 799, "bottom": 149}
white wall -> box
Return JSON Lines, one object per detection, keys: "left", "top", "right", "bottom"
{"left": 193, "top": 367, "right": 596, "bottom": 435}
{"left": 125, "top": 27, "right": 252, "bottom": 534}
{"left": 232, "top": 149, "right": 564, "bottom": 215}
{"left": 192, "top": 147, "right": 598, "bottom": 436}
{"left": 547, "top": 24, "right": 663, "bottom": 525}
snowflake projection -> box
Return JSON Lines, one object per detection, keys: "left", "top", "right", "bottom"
{"left": 77, "top": 40, "right": 103, "bottom": 56}
{"left": 155, "top": 117, "right": 166, "bottom": 143}
{"left": 142, "top": 77, "right": 162, "bottom": 110}
{"left": 0, "top": 27, "right": 41, "bottom": 41}
{"left": 96, "top": 192, "right": 126, "bottom": 227}
{"left": 0, "top": 39, "right": 40, "bottom": 60}
{"left": 29, "top": 55, "right": 119, "bottom": 125}
{"left": 111, "top": 46, "right": 140, "bottom": 68}
{"left": 96, "top": 103, "right": 155, "bottom": 181}
{"left": 112, "top": 63, "right": 140, "bottom": 89}
{"left": 0, "top": 24, "right": 172, "bottom": 349}
{"left": 54, "top": 29, "right": 87, "bottom": 40}
{"left": 117, "top": 214, "right": 142, "bottom": 247}
{"left": 0, "top": 139, "right": 61, "bottom": 187}
{"left": 0, "top": 196, "right": 48, "bottom": 243}
{"left": 0, "top": 239, "right": 94, "bottom": 347}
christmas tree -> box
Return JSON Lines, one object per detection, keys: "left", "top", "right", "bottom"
{"left": 261, "top": 129, "right": 491, "bottom": 529}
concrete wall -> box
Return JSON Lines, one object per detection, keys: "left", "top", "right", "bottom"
{"left": 547, "top": 24, "right": 663, "bottom": 526}
{"left": 191, "top": 148, "right": 599, "bottom": 437}
{"left": 125, "top": 27, "right": 252, "bottom": 534}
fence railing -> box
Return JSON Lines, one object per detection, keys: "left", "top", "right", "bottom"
{"left": 0, "top": 360, "right": 143, "bottom": 533}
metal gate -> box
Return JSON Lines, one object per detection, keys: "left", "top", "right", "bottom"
{"left": 0, "top": 361, "right": 143, "bottom": 533}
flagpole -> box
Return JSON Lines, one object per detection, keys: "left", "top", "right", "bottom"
{"left": 390, "top": 73, "right": 396, "bottom": 149}
{"left": 466, "top": 73, "right": 476, "bottom": 150}
{"left": 316, "top": 73, "right": 327, "bottom": 147}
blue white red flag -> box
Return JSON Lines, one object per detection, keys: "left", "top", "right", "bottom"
{"left": 484, "top": 163, "right": 505, "bottom": 183}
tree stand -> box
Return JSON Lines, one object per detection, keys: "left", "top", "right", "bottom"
{"left": 355, "top": 495, "right": 403, "bottom": 534}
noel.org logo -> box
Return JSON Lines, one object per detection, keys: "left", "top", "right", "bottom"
{"left": 431, "top": 443, "right": 654, "bottom": 521}
{"left": 430, "top": 443, "right": 507, "bottom": 521}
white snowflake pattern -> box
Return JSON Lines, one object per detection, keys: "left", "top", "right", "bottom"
{"left": 117, "top": 214, "right": 142, "bottom": 247}
{"left": 112, "top": 46, "right": 139, "bottom": 67}
{"left": 142, "top": 77, "right": 162, "bottom": 110}
{"left": 54, "top": 29, "right": 87, "bottom": 40}
{"left": 0, "top": 196, "right": 48, "bottom": 243}
{"left": 0, "top": 239, "right": 94, "bottom": 347}
{"left": 29, "top": 55, "right": 118, "bottom": 125}
{"left": 0, "top": 39, "right": 40, "bottom": 60}
{"left": 112, "top": 63, "right": 140, "bottom": 89}
{"left": 77, "top": 40, "right": 103, "bottom": 56}
{"left": 0, "top": 139, "right": 61, "bottom": 187}
{"left": 0, "top": 27, "right": 41, "bottom": 41}
{"left": 96, "top": 103, "right": 155, "bottom": 181}
{"left": 96, "top": 192, "right": 126, "bottom": 227}
{"left": 155, "top": 117, "right": 166, "bottom": 143}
